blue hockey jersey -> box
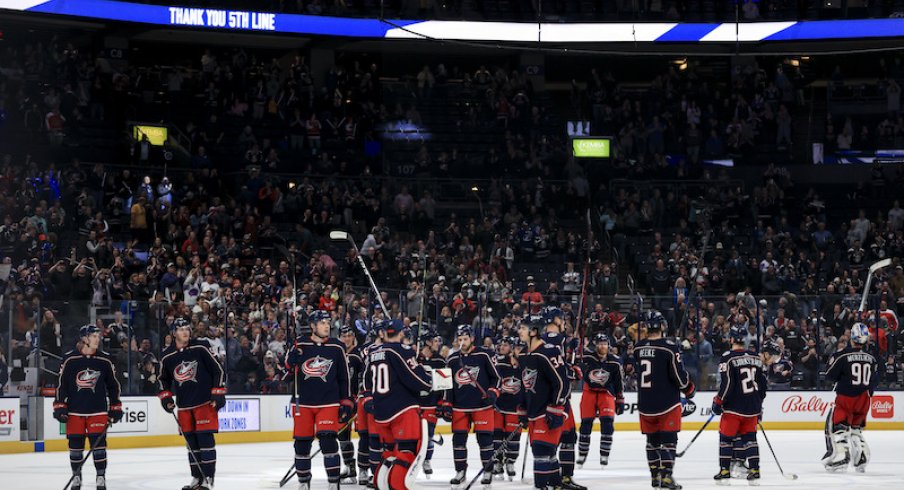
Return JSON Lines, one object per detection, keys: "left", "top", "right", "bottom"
{"left": 158, "top": 340, "right": 225, "bottom": 409}
{"left": 494, "top": 354, "right": 522, "bottom": 414}
{"left": 417, "top": 351, "right": 447, "bottom": 409}
{"left": 826, "top": 347, "right": 880, "bottom": 397}
{"left": 518, "top": 343, "right": 569, "bottom": 420}
{"left": 56, "top": 349, "right": 121, "bottom": 415}
{"left": 446, "top": 347, "right": 500, "bottom": 411}
{"left": 347, "top": 345, "right": 365, "bottom": 398}
{"left": 286, "top": 337, "right": 351, "bottom": 407}
{"left": 580, "top": 349, "right": 624, "bottom": 397}
{"left": 369, "top": 342, "right": 432, "bottom": 423}
{"left": 633, "top": 337, "right": 692, "bottom": 416}
{"left": 765, "top": 358, "right": 794, "bottom": 386}
{"left": 714, "top": 349, "right": 767, "bottom": 416}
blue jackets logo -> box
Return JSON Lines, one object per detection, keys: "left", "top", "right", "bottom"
{"left": 522, "top": 368, "right": 538, "bottom": 393}
{"left": 500, "top": 376, "right": 521, "bottom": 395}
{"left": 454, "top": 366, "right": 481, "bottom": 387}
{"left": 589, "top": 369, "right": 610, "bottom": 385}
{"left": 76, "top": 368, "right": 100, "bottom": 392}
{"left": 174, "top": 360, "right": 199, "bottom": 385}
{"left": 302, "top": 356, "right": 334, "bottom": 381}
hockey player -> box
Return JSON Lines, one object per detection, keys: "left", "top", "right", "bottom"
{"left": 492, "top": 336, "right": 523, "bottom": 481}
{"left": 54, "top": 324, "right": 122, "bottom": 490}
{"left": 578, "top": 332, "right": 625, "bottom": 469}
{"left": 711, "top": 325, "right": 767, "bottom": 485}
{"left": 158, "top": 318, "right": 226, "bottom": 490}
{"left": 540, "top": 306, "right": 586, "bottom": 490}
{"left": 285, "top": 310, "right": 353, "bottom": 490}
{"left": 822, "top": 322, "right": 880, "bottom": 473}
{"left": 370, "top": 319, "right": 433, "bottom": 490}
{"left": 416, "top": 327, "right": 446, "bottom": 478}
{"left": 634, "top": 311, "right": 695, "bottom": 490}
{"left": 443, "top": 325, "right": 501, "bottom": 488}
{"left": 761, "top": 341, "right": 793, "bottom": 389}
{"left": 517, "top": 319, "right": 569, "bottom": 490}
{"left": 360, "top": 323, "right": 386, "bottom": 487}
{"left": 339, "top": 324, "right": 363, "bottom": 483}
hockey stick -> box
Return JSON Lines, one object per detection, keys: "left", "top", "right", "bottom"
{"left": 62, "top": 420, "right": 113, "bottom": 490}
{"left": 170, "top": 411, "right": 208, "bottom": 482}
{"left": 463, "top": 425, "right": 524, "bottom": 490}
{"left": 520, "top": 433, "right": 529, "bottom": 483}
{"left": 676, "top": 413, "right": 715, "bottom": 457}
{"left": 858, "top": 258, "right": 893, "bottom": 313}
{"left": 278, "top": 414, "right": 359, "bottom": 487}
{"left": 330, "top": 231, "right": 388, "bottom": 312}
{"left": 758, "top": 422, "right": 799, "bottom": 480}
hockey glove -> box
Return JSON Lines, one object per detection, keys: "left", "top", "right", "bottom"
{"left": 339, "top": 399, "right": 355, "bottom": 424}
{"left": 487, "top": 387, "right": 500, "bottom": 408}
{"left": 108, "top": 403, "right": 124, "bottom": 423}
{"left": 570, "top": 365, "right": 583, "bottom": 382}
{"left": 158, "top": 391, "right": 176, "bottom": 413}
{"left": 211, "top": 387, "right": 227, "bottom": 411}
{"left": 683, "top": 381, "right": 696, "bottom": 400}
{"left": 545, "top": 405, "right": 565, "bottom": 430}
{"left": 438, "top": 400, "right": 453, "bottom": 422}
{"left": 285, "top": 346, "right": 303, "bottom": 368}
{"left": 53, "top": 402, "right": 69, "bottom": 423}
{"left": 710, "top": 398, "right": 723, "bottom": 416}
{"left": 363, "top": 396, "right": 375, "bottom": 415}
{"left": 517, "top": 408, "right": 529, "bottom": 428}
{"left": 615, "top": 396, "right": 625, "bottom": 416}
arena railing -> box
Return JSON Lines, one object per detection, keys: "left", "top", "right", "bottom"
{"left": 4, "top": 290, "right": 899, "bottom": 397}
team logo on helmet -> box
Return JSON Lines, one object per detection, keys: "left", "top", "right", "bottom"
{"left": 174, "top": 360, "right": 199, "bottom": 385}
{"left": 500, "top": 376, "right": 522, "bottom": 395}
{"left": 302, "top": 356, "right": 334, "bottom": 381}
{"left": 522, "top": 368, "right": 538, "bottom": 393}
{"left": 454, "top": 365, "right": 481, "bottom": 387}
{"left": 76, "top": 368, "right": 101, "bottom": 392}
{"left": 589, "top": 368, "right": 610, "bottom": 386}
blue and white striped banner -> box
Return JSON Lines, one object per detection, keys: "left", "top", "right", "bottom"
{"left": 7, "top": 0, "right": 904, "bottom": 43}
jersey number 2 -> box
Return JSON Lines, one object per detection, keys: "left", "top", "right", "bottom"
{"left": 640, "top": 360, "right": 652, "bottom": 388}
{"left": 372, "top": 364, "right": 390, "bottom": 394}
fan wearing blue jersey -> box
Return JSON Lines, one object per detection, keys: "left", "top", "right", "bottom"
{"left": 711, "top": 325, "right": 767, "bottom": 485}
{"left": 54, "top": 325, "right": 122, "bottom": 490}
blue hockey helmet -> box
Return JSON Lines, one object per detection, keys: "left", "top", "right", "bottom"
{"left": 456, "top": 324, "right": 474, "bottom": 338}
{"left": 171, "top": 317, "right": 191, "bottom": 332}
{"left": 592, "top": 332, "right": 610, "bottom": 345}
{"left": 729, "top": 324, "right": 748, "bottom": 345}
{"left": 644, "top": 310, "right": 667, "bottom": 332}
{"left": 309, "top": 310, "right": 331, "bottom": 324}
{"left": 78, "top": 324, "right": 101, "bottom": 338}
{"left": 542, "top": 306, "right": 564, "bottom": 324}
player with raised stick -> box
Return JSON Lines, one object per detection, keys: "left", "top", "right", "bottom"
{"left": 369, "top": 319, "right": 433, "bottom": 490}
{"left": 822, "top": 322, "right": 880, "bottom": 473}
{"left": 416, "top": 327, "right": 447, "bottom": 478}
{"left": 284, "top": 310, "right": 352, "bottom": 490}
{"left": 711, "top": 325, "right": 767, "bottom": 485}
{"left": 158, "top": 318, "right": 226, "bottom": 490}
{"left": 491, "top": 335, "right": 524, "bottom": 481}
{"left": 54, "top": 324, "right": 123, "bottom": 490}
{"left": 634, "top": 311, "right": 695, "bottom": 490}
{"left": 577, "top": 332, "right": 625, "bottom": 469}
{"left": 443, "top": 325, "right": 501, "bottom": 489}
{"left": 517, "top": 318, "right": 569, "bottom": 490}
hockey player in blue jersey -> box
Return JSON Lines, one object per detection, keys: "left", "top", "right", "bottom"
{"left": 540, "top": 306, "right": 586, "bottom": 490}
{"left": 822, "top": 322, "right": 880, "bottom": 473}
{"left": 517, "top": 318, "right": 569, "bottom": 490}
{"left": 444, "top": 325, "right": 501, "bottom": 488}
{"left": 634, "top": 310, "right": 695, "bottom": 490}
{"left": 359, "top": 322, "right": 385, "bottom": 486}
{"left": 339, "top": 324, "right": 363, "bottom": 483}
{"left": 578, "top": 332, "right": 625, "bottom": 469}
{"left": 762, "top": 340, "right": 793, "bottom": 389}
{"left": 158, "top": 318, "right": 226, "bottom": 490}
{"left": 711, "top": 325, "right": 767, "bottom": 485}
{"left": 285, "top": 310, "right": 352, "bottom": 490}
{"left": 54, "top": 324, "right": 122, "bottom": 490}
{"left": 416, "top": 327, "right": 447, "bottom": 478}
{"left": 369, "top": 319, "right": 433, "bottom": 490}
{"left": 492, "top": 336, "right": 523, "bottom": 481}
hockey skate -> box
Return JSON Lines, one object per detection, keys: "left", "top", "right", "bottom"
{"left": 730, "top": 458, "right": 749, "bottom": 478}
{"left": 492, "top": 459, "right": 504, "bottom": 480}
{"left": 96, "top": 475, "right": 107, "bottom": 490}
{"left": 181, "top": 477, "right": 201, "bottom": 490}
{"left": 71, "top": 474, "right": 82, "bottom": 490}
{"left": 357, "top": 466, "right": 369, "bottom": 485}
{"left": 422, "top": 459, "right": 433, "bottom": 478}
{"left": 600, "top": 454, "right": 609, "bottom": 467}
{"left": 340, "top": 464, "right": 358, "bottom": 484}
{"left": 504, "top": 459, "right": 516, "bottom": 480}
{"left": 199, "top": 476, "right": 214, "bottom": 490}
{"left": 450, "top": 469, "right": 467, "bottom": 489}
{"left": 658, "top": 472, "right": 682, "bottom": 490}
{"left": 713, "top": 469, "right": 732, "bottom": 486}
{"left": 576, "top": 451, "right": 587, "bottom": 468}
{"left": 746, "top": 469, "right": 761, "bottom": 486}
{"left": 561, "top": 476, "right": 587, "bottom": 490}
{"left": 329, "top": 483, "right": 340, "bottom": 490}
{"left": 297, "top": 480, "right": 311, "bottom": 490}
{"left": 480, "top": 470, "right": 493, "bottom": 488}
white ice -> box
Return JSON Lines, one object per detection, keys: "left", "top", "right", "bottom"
{"left": 1, "top": 430, "right": 902, "bottom": 489}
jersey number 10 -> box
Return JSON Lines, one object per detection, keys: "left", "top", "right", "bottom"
{"left": 372, "top": 364, "right": 390, "bottom": 394}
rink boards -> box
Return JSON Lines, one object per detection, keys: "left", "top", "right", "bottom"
{"left": 1, "top": 391, "right": 902, "bottom": 454}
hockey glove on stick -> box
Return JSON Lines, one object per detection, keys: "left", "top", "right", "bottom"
{"left": 683, "top": 381, "right": 696, "bottom": 400}
{"left": 545, "top": 405, "right": 565, "bottom": 430}
{"left": 108, "top": 403, "right": 124, "bottom": 423}
{"left": 211, "top": 387, "right": 227, "bottom": 411}
{"left": 339, "top": 399, "right": 355, "bottom": 424}
{"left": 53, "top": 402, "right": 68, "bottom": 423}
{"left": 158, "top": 391, "right": 176, "bottom": 413}
{"left": 438, "top": 400, "right": 453, "bottom": 422}
{"left": 710, "top": 397, "right": 723, "bottom": 416}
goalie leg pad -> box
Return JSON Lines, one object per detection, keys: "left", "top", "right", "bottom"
{"left": 821, "top": 424, "right": 851, "bottom": 470}
{"left": 850, "top": 426, "right": 870, "bottom": 471}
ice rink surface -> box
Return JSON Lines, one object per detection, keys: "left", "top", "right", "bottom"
{"left": 1, "top": 430, "right": 902, "bottom": 490}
